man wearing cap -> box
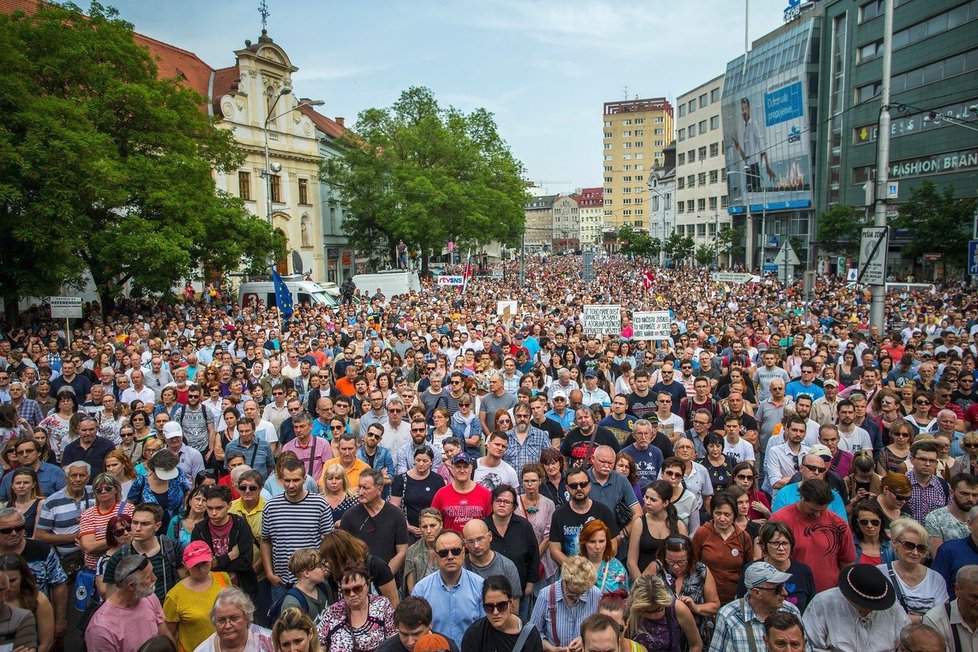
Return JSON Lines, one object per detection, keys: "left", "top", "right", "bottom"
{"left": 162, "top": 422, "right": 206, "bottom": 480}
{"left": 803, "top": 564, "right": 910, "bottom": 651}
{"left": 544, "top": 390, "right": 574, "bottom": 432}
{"left": 811, "top": 378, "right": 841, "bottom": 427}
{"left": 581, "top": 370, "right": 611, "bottom": 410}
{"left": 771, "top": 478, "right": 856, "bottom": 593}
{"left": 710, "top": 561, "right": 806, "bottom": 652}
{"left": 430, "top": 452, "right": 492, "bottom": 534}
{"left": 61, "top": 414, "right": 115, "bottom": 474}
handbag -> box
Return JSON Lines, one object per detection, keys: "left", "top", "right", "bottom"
{"left": 615, "top": 499, "right": 634, "bottom": 532}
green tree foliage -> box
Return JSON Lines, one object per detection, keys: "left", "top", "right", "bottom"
{"left": 617, "top": 224, "right": 661, "bottom": 260}
{"left": 694, "top": 243, "right": 716, "bottom": 267}
{"left": 321, "top": 87, "right": 527, "bottom": 273}
{"left": 892, "top": 181, "right": 976, "bottom": 272}
{"left": 0, "top": 2, "right": 284, "bottom": 314}
{"left": 816, "top": 204, "right": 864, "bottom": 256}
{"left": 716, "top": 225, "right": 745, "bottom": 262}
{"left": 664, "top": 233, "right": 695, "bottom": 265}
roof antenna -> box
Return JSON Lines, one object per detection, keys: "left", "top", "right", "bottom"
{"left": 259, "top": 0, "right": 270, "bottom": 32}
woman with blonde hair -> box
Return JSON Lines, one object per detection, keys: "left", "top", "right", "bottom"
{"left": 880, "top": 517, "right": 948, "bottom": 623}
{"left": 272, "top": 608, "right": 321, "bottom": 652}
{"left": 102, "top": 449, "right": 139, "bottom": 497}
{"left": 321, "top": 463, "right": 358, "bottom": 524}
{"left": 627, "top": 574, "right": 702, "bottom": 652}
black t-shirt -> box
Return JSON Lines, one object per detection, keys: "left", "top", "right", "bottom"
{"left": 627, "top": 391, "right": 657, "bottom": 421}
{"left": 651, "top": 381, "right": 686, "bottom": 415}
{"left": 579, "top": 353, "right": 602, "bottom": 375}
{"left": 339, "top": 503, "right": 409, "bottom": 563}
{"left": 461, "top": 617, "right": 544, "bottom": 652}
{"left": 559, "top": 427, "right": 620, "bottom": 466}
{"left": 485, "top": 514, "right": 540, "bottom": 586}
{"left": 548, "top": 501, "right": 619, "bottom": 557}
{"left": 390, "top": 472, "right": 446, "bottom": 526}
{"left": 530, "top": 417, "right": 565, "bottom": 444}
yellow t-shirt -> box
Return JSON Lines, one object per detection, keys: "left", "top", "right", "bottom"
{"left": 163, "top": 572, "right": 231, "bottom": 652}
{"left": 230, "top": 497, "right": 266, "bottom": 581}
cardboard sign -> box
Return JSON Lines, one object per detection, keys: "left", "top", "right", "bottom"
{"left": 582, "top": 305, "right": 621, "bottom": 336}
{"left": 632, "top": 311, "right": 672, "bottom": 340}
{"left": 497, "top": 301, "right": 518, "bottom": 322}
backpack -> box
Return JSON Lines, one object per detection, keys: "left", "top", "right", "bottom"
{"left": 119, "top": 536, "right": 180, "bottom": 595}
{"left": 267, "top": 582, "right": 333, "bottom": 624}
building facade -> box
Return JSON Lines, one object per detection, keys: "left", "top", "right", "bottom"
{"left": 674, "top": 75, "right": 729, "bottom": 251}
{"left": 649, "top": 165, "right": 676, "bottom": 267}
{"left": 816, "top": 0, "right": 978, "bottom": 273}
{"left": 524, "top": 194, "right": 556, "bottom": 251}
{"left": 577, "top": 187, "right": 604, "bottom": 247}
{"left": 552, "top": 195, "right": 581, "bottom": 251}
{"left": 602, "top": 98, "right": 675, "bottom": 233}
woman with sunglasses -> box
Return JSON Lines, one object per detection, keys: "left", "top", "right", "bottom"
{"left": 451, "top": 397, "right": 481, "bottom": 458}
{"left": 127, "top": 409, "right": 154, "bottom": 444}
{"left": 661, "top": 458, "right": 699, "bottom": 534}
{"left": 628, "top": 480, "right": 686, "bottom": 582}
{"left": 880, "top": 517, "right": 948, "bottom": 624}
{"left": 955, "top": 431, "right": 978, "bottom": 476}
{"left": 877, "top": 420, "right": 913, "bottom": 475}
{"left": 652, "top": 535, "right": 719, "bottom": 648}
{"left": 735, "top": 521, "right": 816, "bottom": 613}
{"left": 904, "top": 391, "right": 937, "bottom": 435}
{"left": 875, "top": 472, "right": 915, "bottom": 530}
{"left": 133, "top": 437, "right": 163, "bottom": 476}
{"left": 318, "top": 562, "right": 395, "bottom": 650}
{"left": 78, "top": 473, "right": 135, "bottom": 570}
{"left": 933, "top": 431, "right": 961, "bottom": 481}
{"left": 849, "top": 500, "right": 896, "bottom": 565}
{"left": 461, "top": 574, "right": 543, "bottom": 652}
{"left": 0, "top": 552, "right": 54, "bottom": 652}
{"left": 730, "top": 462, "right": 771, "bottom": 522}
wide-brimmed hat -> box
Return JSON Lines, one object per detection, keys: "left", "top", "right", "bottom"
{"left": 838, "top": 564, "right": 896, "bottom": 611}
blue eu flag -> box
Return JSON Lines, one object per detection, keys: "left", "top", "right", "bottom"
{"left": 271, "top": 269, "right": 294, "bottom": 319}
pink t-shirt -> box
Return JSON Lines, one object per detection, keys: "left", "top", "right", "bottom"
{"left": 429, "top": 483, "right": 492, "bottom": 533}
{"left": 771, "top": 503, "right": 856, "bottom": 593}
{"left": 84, "top": 595, "right": 164, "bottom": 652}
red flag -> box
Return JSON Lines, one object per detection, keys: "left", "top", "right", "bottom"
{"left": 461, "top": 254, "right": 473, "bottom": 293}
{"left": 641, "top": 267, "right": 654, "bottom": 292}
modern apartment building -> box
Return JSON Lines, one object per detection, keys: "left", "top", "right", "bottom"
{"left": 674, "top": 75, "right": 729, "bottom": 250}
{"left": 602, "top": 98, "right": 675, "bottom": 234}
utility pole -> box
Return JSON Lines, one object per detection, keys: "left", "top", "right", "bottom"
{"left": 519, "top": 232, "right": 526, "bottom": 285}
{"left": 870, "top": 0, "right": 893, "bottom": 330}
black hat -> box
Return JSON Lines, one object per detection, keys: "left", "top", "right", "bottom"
{"left": 838, "top": 564, "right": 896, "bottom": 611}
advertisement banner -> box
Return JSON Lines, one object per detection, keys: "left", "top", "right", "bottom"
{"left": 722, "top": 21, "right": 815, "bottom": 214}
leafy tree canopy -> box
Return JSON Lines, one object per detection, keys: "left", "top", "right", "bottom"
{"left": 816, "top": 204, "right": 864, "bottom": 256}
{"left": 321, "top": 87, "right": 527, "bottom": 272}
{"left": 617, "top": 224, "right": 660, "bottom": 260}
{"left": 892, "top": 181, "right": 976, "bottom": 271}
{"left": 0, "top": 2, "right": 284, "bottom": 314}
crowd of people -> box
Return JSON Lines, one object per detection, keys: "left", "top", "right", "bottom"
{"left": 0, "top": 254, "right": 975, "bottom": 652}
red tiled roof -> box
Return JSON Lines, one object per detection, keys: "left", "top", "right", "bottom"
{"left": 297, "top": 104, "right": 347, "bottom": 139}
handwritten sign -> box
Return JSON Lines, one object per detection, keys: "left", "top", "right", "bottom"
{"left": 497, "top": 301, "right": 518, "bottom": 322}
{"left": 632, "top": 311, "right": 672, "bottom": 340}
{"left": 582, "top": 305, "right": 621, "bottom": 336}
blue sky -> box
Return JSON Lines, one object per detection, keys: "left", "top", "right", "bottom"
{"left": 112, "top": 0, "right": 790, "bottom": 195}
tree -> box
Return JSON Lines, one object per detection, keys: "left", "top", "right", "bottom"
{"left": 664, "top": 233, "right": 695, "bottom": 266}
{"left": 617, "top": 224, "right": 660, "bottom": 260}
{"left": 893, "top": 181, "right": 976, "bottom": 274}
{"left": 695, "top": 243, "right": 716, "bottom": 267}
{"left": 816, "top": 204, "right": 864, "bottom": 256}
{"left": 0, "top": 3, "right": 284, "bottom": 315}
{"left": 321, "top": 87, "right": 526, "bottom": 274}
{"left": 716, "top": 225, "right": 745, "bottom": 265}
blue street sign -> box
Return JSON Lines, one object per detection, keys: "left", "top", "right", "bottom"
{"left": 969, "top": 240, "right": 978, "bottom": 276}
{"left": 763, "top": 264, "right": 778, "bottom": 272}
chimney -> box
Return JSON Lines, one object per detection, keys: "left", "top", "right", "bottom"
{"left": 335, "top": 116, "right": 345, "bottom": 127}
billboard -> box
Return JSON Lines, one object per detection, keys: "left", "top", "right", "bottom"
{"left": 722, "top": 20, "right": 815, "bottom": 215}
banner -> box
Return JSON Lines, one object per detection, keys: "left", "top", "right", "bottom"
{"left": 582, "top": 305, "right": 621, "bottom": 336}
{"left": 632, "top": 311, "right": 672, "bottom": 340}
{"left": 437, "top": 275, "right": 464, "bottom": 286}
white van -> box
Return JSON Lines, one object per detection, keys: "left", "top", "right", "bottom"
{"left": 238, "top": 275, "right": 339, "bottom": 310}
{"left": 352, "top": 270, "right": 421, "bottom": 299}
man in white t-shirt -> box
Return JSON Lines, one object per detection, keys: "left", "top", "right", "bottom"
{"left": 473, "top": 431, "right": 518, "bottom": 491}
{"left": 836, "top": 399, "right": 873, "bottom": 453}
{"left": 723, "top": 413, "right": 756, "bottom": 465}
{"left": 243, "top": 399, "right": 279, "bottom": 454}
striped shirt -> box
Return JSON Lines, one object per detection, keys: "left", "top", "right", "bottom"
{"left": 260, "top": 491, "right": 334, "bottom": 583}
{"left": 35, "top": 487, "right": 94, "bottom": 555}
{"left": 529, "top": 582, "right": 602, "bottom": 647}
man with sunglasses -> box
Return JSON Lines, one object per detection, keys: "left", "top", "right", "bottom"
{"left": 548, "top": 468, "right": 618, "bottom": 569}
{"left": 711, "top": 561, "right": 801, "bottom": 652}
{"left": 0, "top": 507, "right": 69, "bottom": 638}
{"left": 770, "top": 449, "right": 848, "bottom": 519}
{"left": 410, "top": 530, "right": 484, "bottom": 648}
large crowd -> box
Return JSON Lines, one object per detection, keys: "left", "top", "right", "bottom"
{"left": 0, "top": 254, "right": 976, "bottom": 652}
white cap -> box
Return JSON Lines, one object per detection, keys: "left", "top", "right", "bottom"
{"left": 162, "top": 422, "right": 183, "bottom": 439}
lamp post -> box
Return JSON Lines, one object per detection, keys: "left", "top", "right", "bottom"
{"left": 260, "top": 86, "right": 325, "bottom": 226}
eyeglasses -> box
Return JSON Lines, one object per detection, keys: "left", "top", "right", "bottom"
{"left": 459, "top": 402, "right": 471, "bottom": 407}
{"left": 891, "top": 492, "right": 912, "bottom": 502}
{"left": 754, "top": 583, "right": 786, "bottom": 594}
{"left": 0, "top": 525, "right": 25, "bottom": 535}
{"left": 94, "top": 486, "right": 116, "bottom": 494}
{"left": 238, "top": 485, "right": 259, "bottom": 493}
{"left": 272, "top": 391, "right": 284, "bottom": 396}
{"left": 896, "top": 539, "right": 929, "bottom": 554}
{"left": 567, "top": 481, "right": 589, "bottom": 490}
{"left": 767, "top": 540, "right": 790, "bottom": 549}
{"left": 483, "top": 600, "right": 510, "bottom": 614}
{"left": 342, "top": 583, "right": 366, "bottom": 597}
{"left": 964, "top": 443, "right": 978, "bottom": 449}
{"left": 802, "top": 464, "right": 827, "bottom": 474}
{"left": 663, "top": 471, "right": 683, "bottom": 479}
{"left": 735, "top": 474, "right": 754, "bottom": 481}
{"left": 494, "top": 498, "right": 513, "bottom": 506}
{"left": 331, "top": 425, "right": 346, "bottom": 431}
{"left": 915, "top": 400, "right": 931, "bottom": 406}
{"left": 435, "top": 547, "right": 463, "bottom": 558}
{"left": 858, "top": 518, "right": 881, "bottom": 527}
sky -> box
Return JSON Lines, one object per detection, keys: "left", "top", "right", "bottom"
{"left": 111, "top": 0, "right": 791, "bottom": 195}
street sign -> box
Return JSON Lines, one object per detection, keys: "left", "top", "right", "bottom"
{"left": 969, "top": 240, "right": 978, "bottom": 276}
{"left": 859, "top": 227, "right": 888, "bottom": 286}
{"left": 49, "top": 296, "right": 82, "bottom": 319}
{"left": 763, "top": 264, "right": 778, "bottom": 272}
{"left": 772, "top": 241, "right": 801, "bottom": 267}
{"left": 490, "top": 268, "right": 503, "bottom": 279}
{"left": 847, "top": 268, "right": 859, "bottom": 282}
{"left": 886, "top": 181, "right": 899, "bottom": 199}
{"left": 711, "top": 272, "right": 752, "bottom": 284}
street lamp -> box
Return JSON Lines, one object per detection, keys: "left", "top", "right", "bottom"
{"left": 260, "top": 86, "right": 325, "bottom": 226}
